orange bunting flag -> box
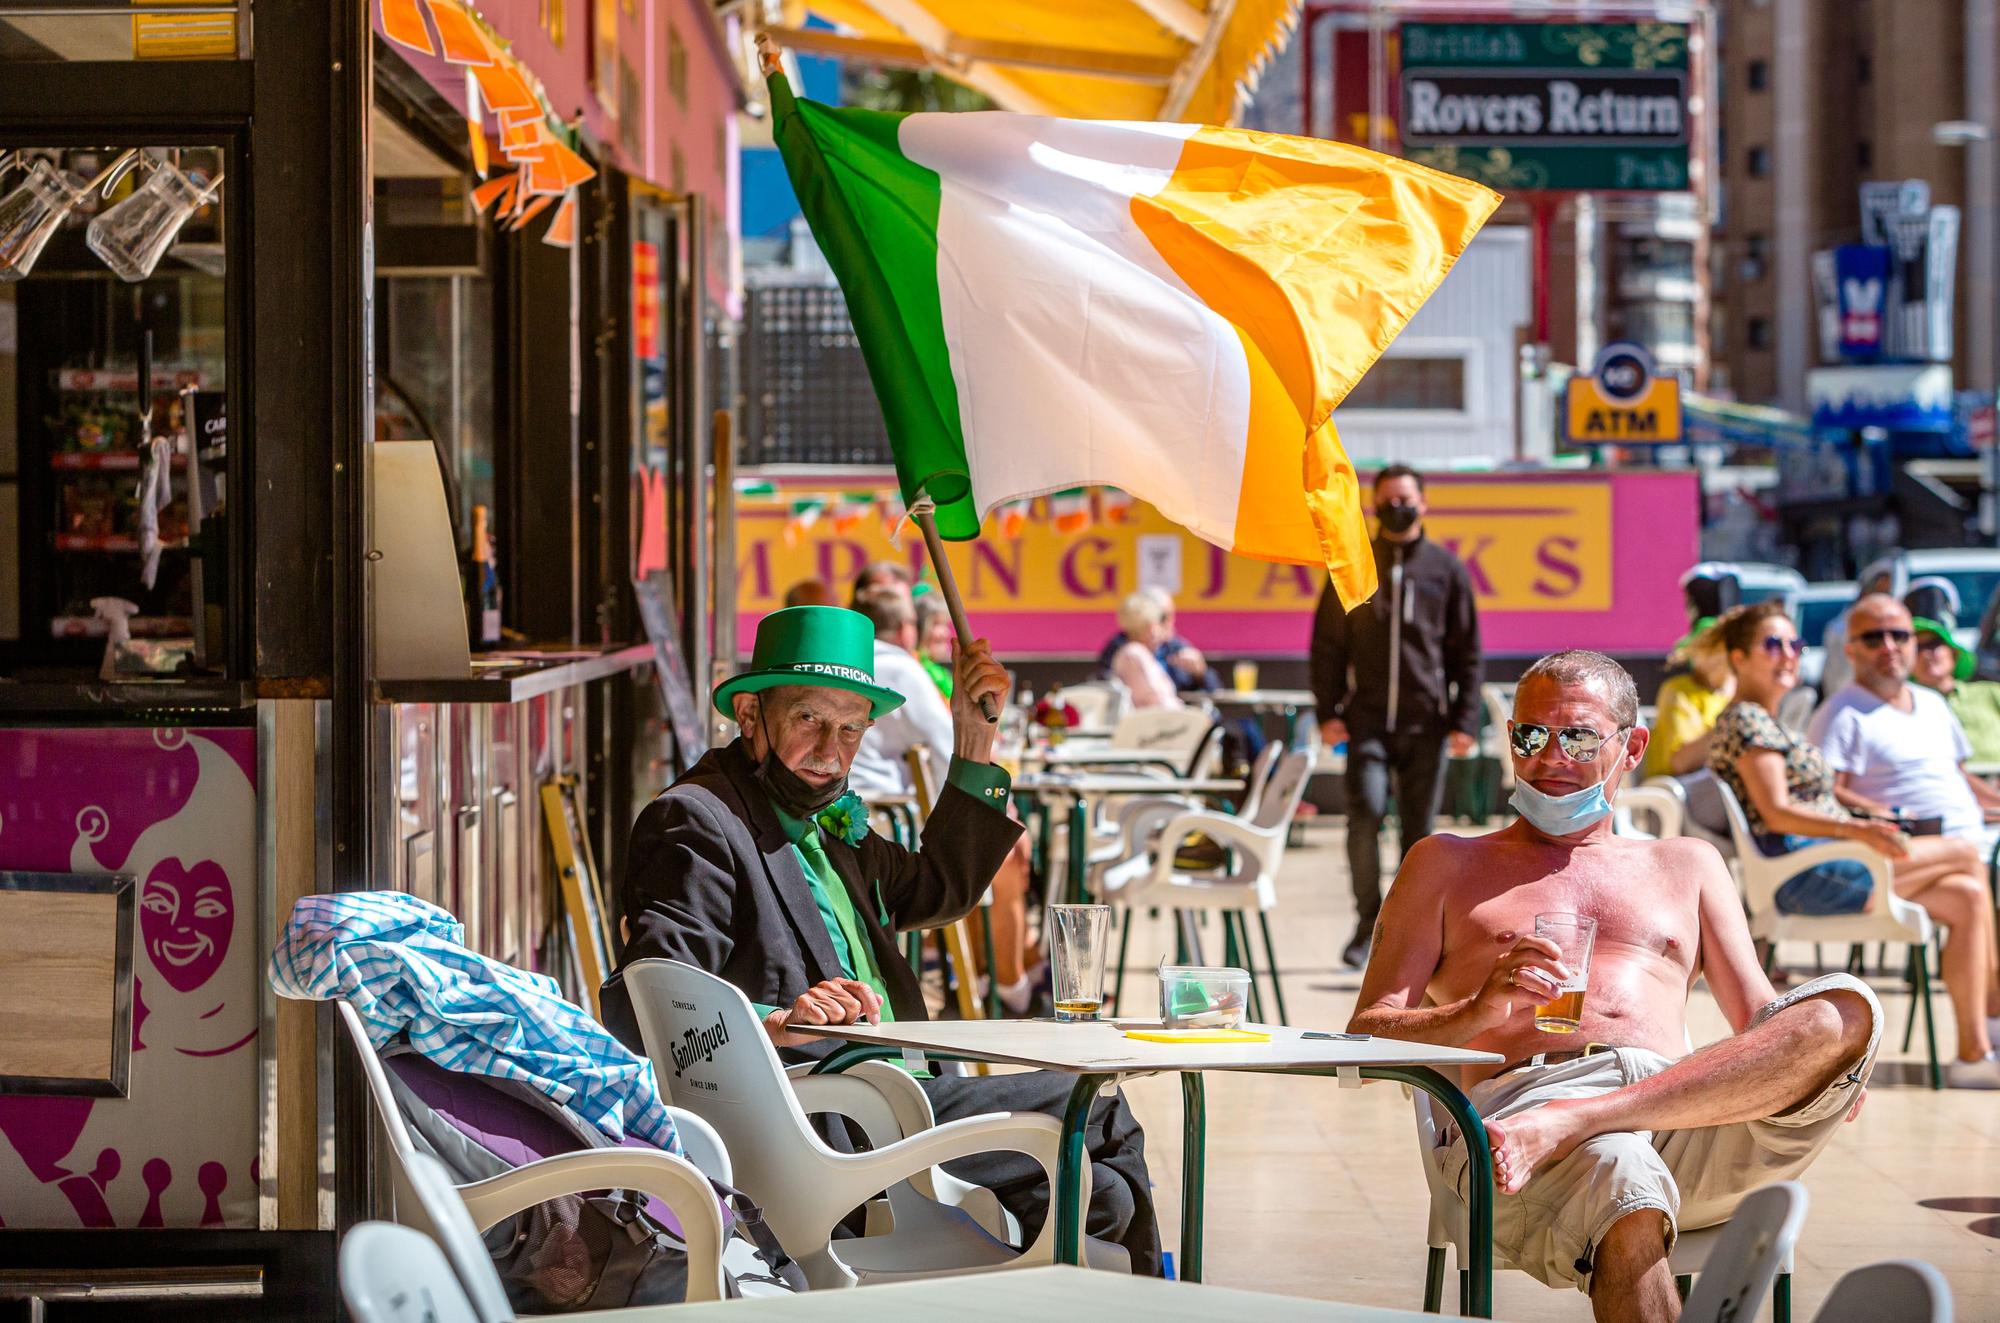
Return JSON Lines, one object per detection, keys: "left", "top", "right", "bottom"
{"left": 378, "top": 0, "right": 435, "bottom": 56}
{"left": 472, "top": 59, "right": 537, "bottom": 114}
{"left": 542, "top": 194, "right": 578, "bottom": 248}
{"left": 995, "top": 502, "right": 1028, "bottom": 539}
{"left": 508, "top": 192, "right": 557, "bottom": 230}
{"left": 422, "top": 0, "right": 495, "bottom": 65}
{"left": 471, "top": 172, "right": 517, "bottom": 213}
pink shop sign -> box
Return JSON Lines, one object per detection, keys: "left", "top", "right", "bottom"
{"left": 0, "top": 726, "right": 259, "bottom": 1229}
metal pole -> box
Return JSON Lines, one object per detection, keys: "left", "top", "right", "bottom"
{"left": 910, "top": 500, "right": 999, "bottom": 723}
{"left": 1965, "top": 0, "right": 1997, "bottom": 393}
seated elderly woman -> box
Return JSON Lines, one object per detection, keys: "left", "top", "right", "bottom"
{"left": 1706, "top": 600, "right": 2000, "bottom": 1086}
{"left": 1103, "top": 591, "right": 1185, "bottom": 709}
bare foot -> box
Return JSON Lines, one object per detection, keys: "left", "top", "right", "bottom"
{"left": 1486, "top": 1102, "right": 1592, "bottom": 1194}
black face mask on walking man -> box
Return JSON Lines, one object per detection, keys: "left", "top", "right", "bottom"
{"left": 752, "top": 701, "right": 850, "bottom": 817}
{"left": 1375, "top": 501, "right": 1420, "bottom": 535}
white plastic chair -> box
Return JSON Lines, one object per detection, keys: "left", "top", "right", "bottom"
{"left": 1679, "top": 1181, "right": 1809, "bottom": 1323}
{"left": 335, "top": 1000, "right": 730, "bottom": 1305}
{"left": 1707, "top": 779, "right": 1943, "bottom": 1089}
{"left": 1099, "top": 749, "right": 1312, "bottom": 1025}
{"left": 1410, "top": 1095, "right": 1800, "bottom": 1321}
{"left": 1480, "top": 682, "right": 1519, "bottom": 789}
{"left": 1085, "top": 741, "right": 1283, "bottom": 897}
{"left": 1050, "top": 680, "right": 1125, "bottom": 732}
{"left": 1776, "top": 685, "right": 1819, "bottom": 737}
{"left": 341, "top": 1220, "right": 483, "bottom": 1323}
{"left": 622, "top": 958, "right": 1092, "bottom": 1289}
{"left": 1811, "top": 1259, "right": 1954, "bottom": 1323}
{"left": 1615, "top": 781, "right": 1688, "bottom": 840}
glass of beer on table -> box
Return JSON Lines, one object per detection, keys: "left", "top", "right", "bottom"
{"left": 1533, "top": 913, "right": 1597, "bottom": 1034}
{"left": 1049, "top": 903, "right": 1112, "bottom": 1020}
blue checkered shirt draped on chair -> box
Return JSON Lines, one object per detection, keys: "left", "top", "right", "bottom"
{"left": 269, "top": 890, "right": 681, "bottom": 1153}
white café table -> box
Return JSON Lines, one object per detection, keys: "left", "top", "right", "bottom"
{"left": 1011, "top": 771, "right": 1245, "bottom": 906}
{"left": 794, "top": 1019, "right": 1503, "bottom": 1316}
{"left": 590, "top": 1265, "right": 1476, "bottom": 1320}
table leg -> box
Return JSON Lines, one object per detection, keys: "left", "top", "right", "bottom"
{"left": 1066, "top": 795, "right": 1089, "bottom": 904}
{"left": 1055, "top": 1073, "right": 1111, "bottom": 1266}
{"left": 1179, "top": 1073, "right": 1205, "bottom": 1283}
{"left": 1356, "top": 1066, "right": 1493, "bottom": 1319}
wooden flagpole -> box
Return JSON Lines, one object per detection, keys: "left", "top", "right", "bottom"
{"left": 910, "top": 494, "right": 999, "bottom": 724}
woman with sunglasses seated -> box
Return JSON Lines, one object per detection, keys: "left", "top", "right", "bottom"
{"left": 1708, "top": 600, "right": 2000, "bottom": 1079}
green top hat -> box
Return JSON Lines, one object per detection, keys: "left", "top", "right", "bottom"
{"left": 714, "top": 606, "right": 907, "bottom": 720}
{"left": 1912, "top": 615, "right": 1977, "bottom": 683}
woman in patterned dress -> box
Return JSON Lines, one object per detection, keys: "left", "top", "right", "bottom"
{"left": 1708, "top": 600, "right": 1999, "bottom": 1076}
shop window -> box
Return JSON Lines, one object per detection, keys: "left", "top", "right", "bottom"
{"left": 1340, "top": 354, "right": 1468, "bottom": 412}
{"left": 0, "top": 144, "right": 234, "bottom": 674}
{"left": 381, "top": 276, "right": 496, "bottom": 550}
{"left": 0, "top": 10, "right": 244, "bottom": 61}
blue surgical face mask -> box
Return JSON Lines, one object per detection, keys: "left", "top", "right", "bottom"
{"left": 1510, "top": 777, "right": 1615, "bottom": 837}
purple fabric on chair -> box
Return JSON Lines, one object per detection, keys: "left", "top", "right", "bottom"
{"left": 386, "top": 1051, "right": 700, "bottom": 1236}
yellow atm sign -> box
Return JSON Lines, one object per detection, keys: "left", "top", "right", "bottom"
{"left": 1565, "top": 342, "right": 1683, "bottom": 445}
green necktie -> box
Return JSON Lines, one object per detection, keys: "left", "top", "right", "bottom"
{"left": 794, "top": 825, "right": 894, "bottom": 1022}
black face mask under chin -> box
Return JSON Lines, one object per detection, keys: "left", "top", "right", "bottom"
{"left": 1376, "top": 502, "right": 1420, "bottom": 535}
{"left": 751, "top": 706, "right": 849, "bottom": 817}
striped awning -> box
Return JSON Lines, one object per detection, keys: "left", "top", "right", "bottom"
{"left": 769, "top": 0, "right": 1299, "bottom": 124}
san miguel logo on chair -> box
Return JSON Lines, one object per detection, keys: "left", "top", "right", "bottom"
{"left": 670, "top": 1012, "right": 730, "bottom": 1077}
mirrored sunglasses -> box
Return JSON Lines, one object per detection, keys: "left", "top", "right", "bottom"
{"left": 1510, "top": 722, "right": 1625, "bottom": 762}
{"left": 1759, "top": 636, "right": 1806, "bottom": 658}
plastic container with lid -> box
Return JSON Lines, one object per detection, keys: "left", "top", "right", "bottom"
{"left": 1158, "top": 964, "right": 1252, "bottom": 1029}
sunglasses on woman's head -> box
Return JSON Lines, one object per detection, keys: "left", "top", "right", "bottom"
{"left": 1510, "top": 722, "right": 1625, "bottom": 762}
{"left": 1856, "top": 628, "right": 1914, "bottom": 648}
{"left": 1759, "top": 636, "right": 1806, "bottom": 658}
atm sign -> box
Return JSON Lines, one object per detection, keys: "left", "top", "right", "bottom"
{"left": 1564, "top": 342, "right": 1682, "bottom": 445}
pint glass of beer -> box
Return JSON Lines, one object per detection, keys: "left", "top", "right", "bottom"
{"left": 1533, "top": 913, "right": 1597, "bottom": 1034}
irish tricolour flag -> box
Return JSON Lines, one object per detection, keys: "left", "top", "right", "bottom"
{"left": 770, "top": 72, "right": 1498, "bottom": 609}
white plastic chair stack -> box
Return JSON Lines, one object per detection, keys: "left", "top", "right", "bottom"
{"left": 1098, "top": 749, "right": 1312, "bottom": 1024}
{"left": 621, "top": 958, "right": 1104, "bottom": 1288}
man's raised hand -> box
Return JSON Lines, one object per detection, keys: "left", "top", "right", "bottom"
{"left": 1472, "top": 934, "right": 1574, "bottom": 1027}
{"left": 951, "top": 638, "right": 1010, "bottom": 759}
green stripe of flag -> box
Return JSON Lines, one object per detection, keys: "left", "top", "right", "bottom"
{"left": 768, "top": 72, "right": 981, "bottom": 539}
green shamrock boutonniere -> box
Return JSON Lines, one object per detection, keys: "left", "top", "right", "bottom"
{"left": 815, "top": 792, "right": 870, "bottom": 847}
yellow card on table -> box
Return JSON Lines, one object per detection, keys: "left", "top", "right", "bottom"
{"left": 1123, "top": 1028, "right": 1272, "bottom": 1044}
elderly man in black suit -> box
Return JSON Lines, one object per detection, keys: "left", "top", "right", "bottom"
{"left": 601, "top": 605, "right": 1160, "bottom": 1273}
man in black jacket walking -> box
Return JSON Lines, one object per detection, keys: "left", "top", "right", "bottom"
{"left": 1310, "top": 465, "right": 1481, "bottom": 968}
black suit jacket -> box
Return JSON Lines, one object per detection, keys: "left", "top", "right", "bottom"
{"left": 600, "top": 739, "right": 1024, "bottom": 1052}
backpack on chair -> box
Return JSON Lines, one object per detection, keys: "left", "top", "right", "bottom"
{"left": 380, "top": 1042, "right": 808, "bottom": 1310}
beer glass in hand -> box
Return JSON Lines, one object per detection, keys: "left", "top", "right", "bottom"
{"left": 1533, "top": 913, "right": 1597, "bottom": 1034}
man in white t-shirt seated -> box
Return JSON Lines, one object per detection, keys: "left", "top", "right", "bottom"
{"left": 1807, "top": 594, "right": 2000, "bottom": 849}
{"left": 847, "top": 585, "right": 953, "bottom": 799}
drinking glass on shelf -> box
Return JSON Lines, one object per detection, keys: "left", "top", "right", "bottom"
{"left": 0, "top": 158, "right": 90, "bottom": 282}
{"left": 1048, "top": 903, "right": 1112, "bottom": 1021}
{"left": 1533, "top": 913, "right": 1597, "bottom": 1034}
{"left": 88, "top": 155, "right": 224, "bottom": 283}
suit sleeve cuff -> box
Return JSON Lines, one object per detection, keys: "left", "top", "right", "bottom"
{"left": 946, "top": 756, "right": 1013, "bottom": 810}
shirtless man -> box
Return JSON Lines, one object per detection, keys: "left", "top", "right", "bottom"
{"left": 1351, "top": 650, "right": 1880, "bottom": 1322}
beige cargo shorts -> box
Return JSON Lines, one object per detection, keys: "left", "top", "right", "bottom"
{"left": 1439, "top": 972, "right": 1881, "bottom": 1292}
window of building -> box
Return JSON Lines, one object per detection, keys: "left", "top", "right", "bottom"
{"left": 1741, "top": 233, "right": 1769, "bottom": 281}
{"left": 1857, "top": 140, "right": 1874, "bottom": 170}
{"left": 1339, "top": 354, "right": 1468, "bottom": 412}
{"left": 1857, "top": 53, "right": 1872, "bottom": 84}
{"left": 1747, "top": 60, "right": 1768, "bottom": 91}
{"left": 1747, "top": 146, "right": 1771, "bottom": 178}
{"left": 1748, "top": 317, "right": 1772, "bottom": 350}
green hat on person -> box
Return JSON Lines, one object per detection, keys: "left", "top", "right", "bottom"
{"left": 1671, "top": 615, "right": 1719, "bottom": 660}
{"left": 1912, "top": 616, "right": 1976, "bottom": 683}
{"left": 714, "top": 605, "right": 907, "bottom": 720}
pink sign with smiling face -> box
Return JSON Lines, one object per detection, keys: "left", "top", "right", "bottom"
{"left": 0, "top": 726, "right": 259, "bottom": 1230}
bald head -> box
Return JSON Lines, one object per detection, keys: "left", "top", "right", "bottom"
{"left": 1844, "top": 593, "right": 1914, "bottom": 695}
